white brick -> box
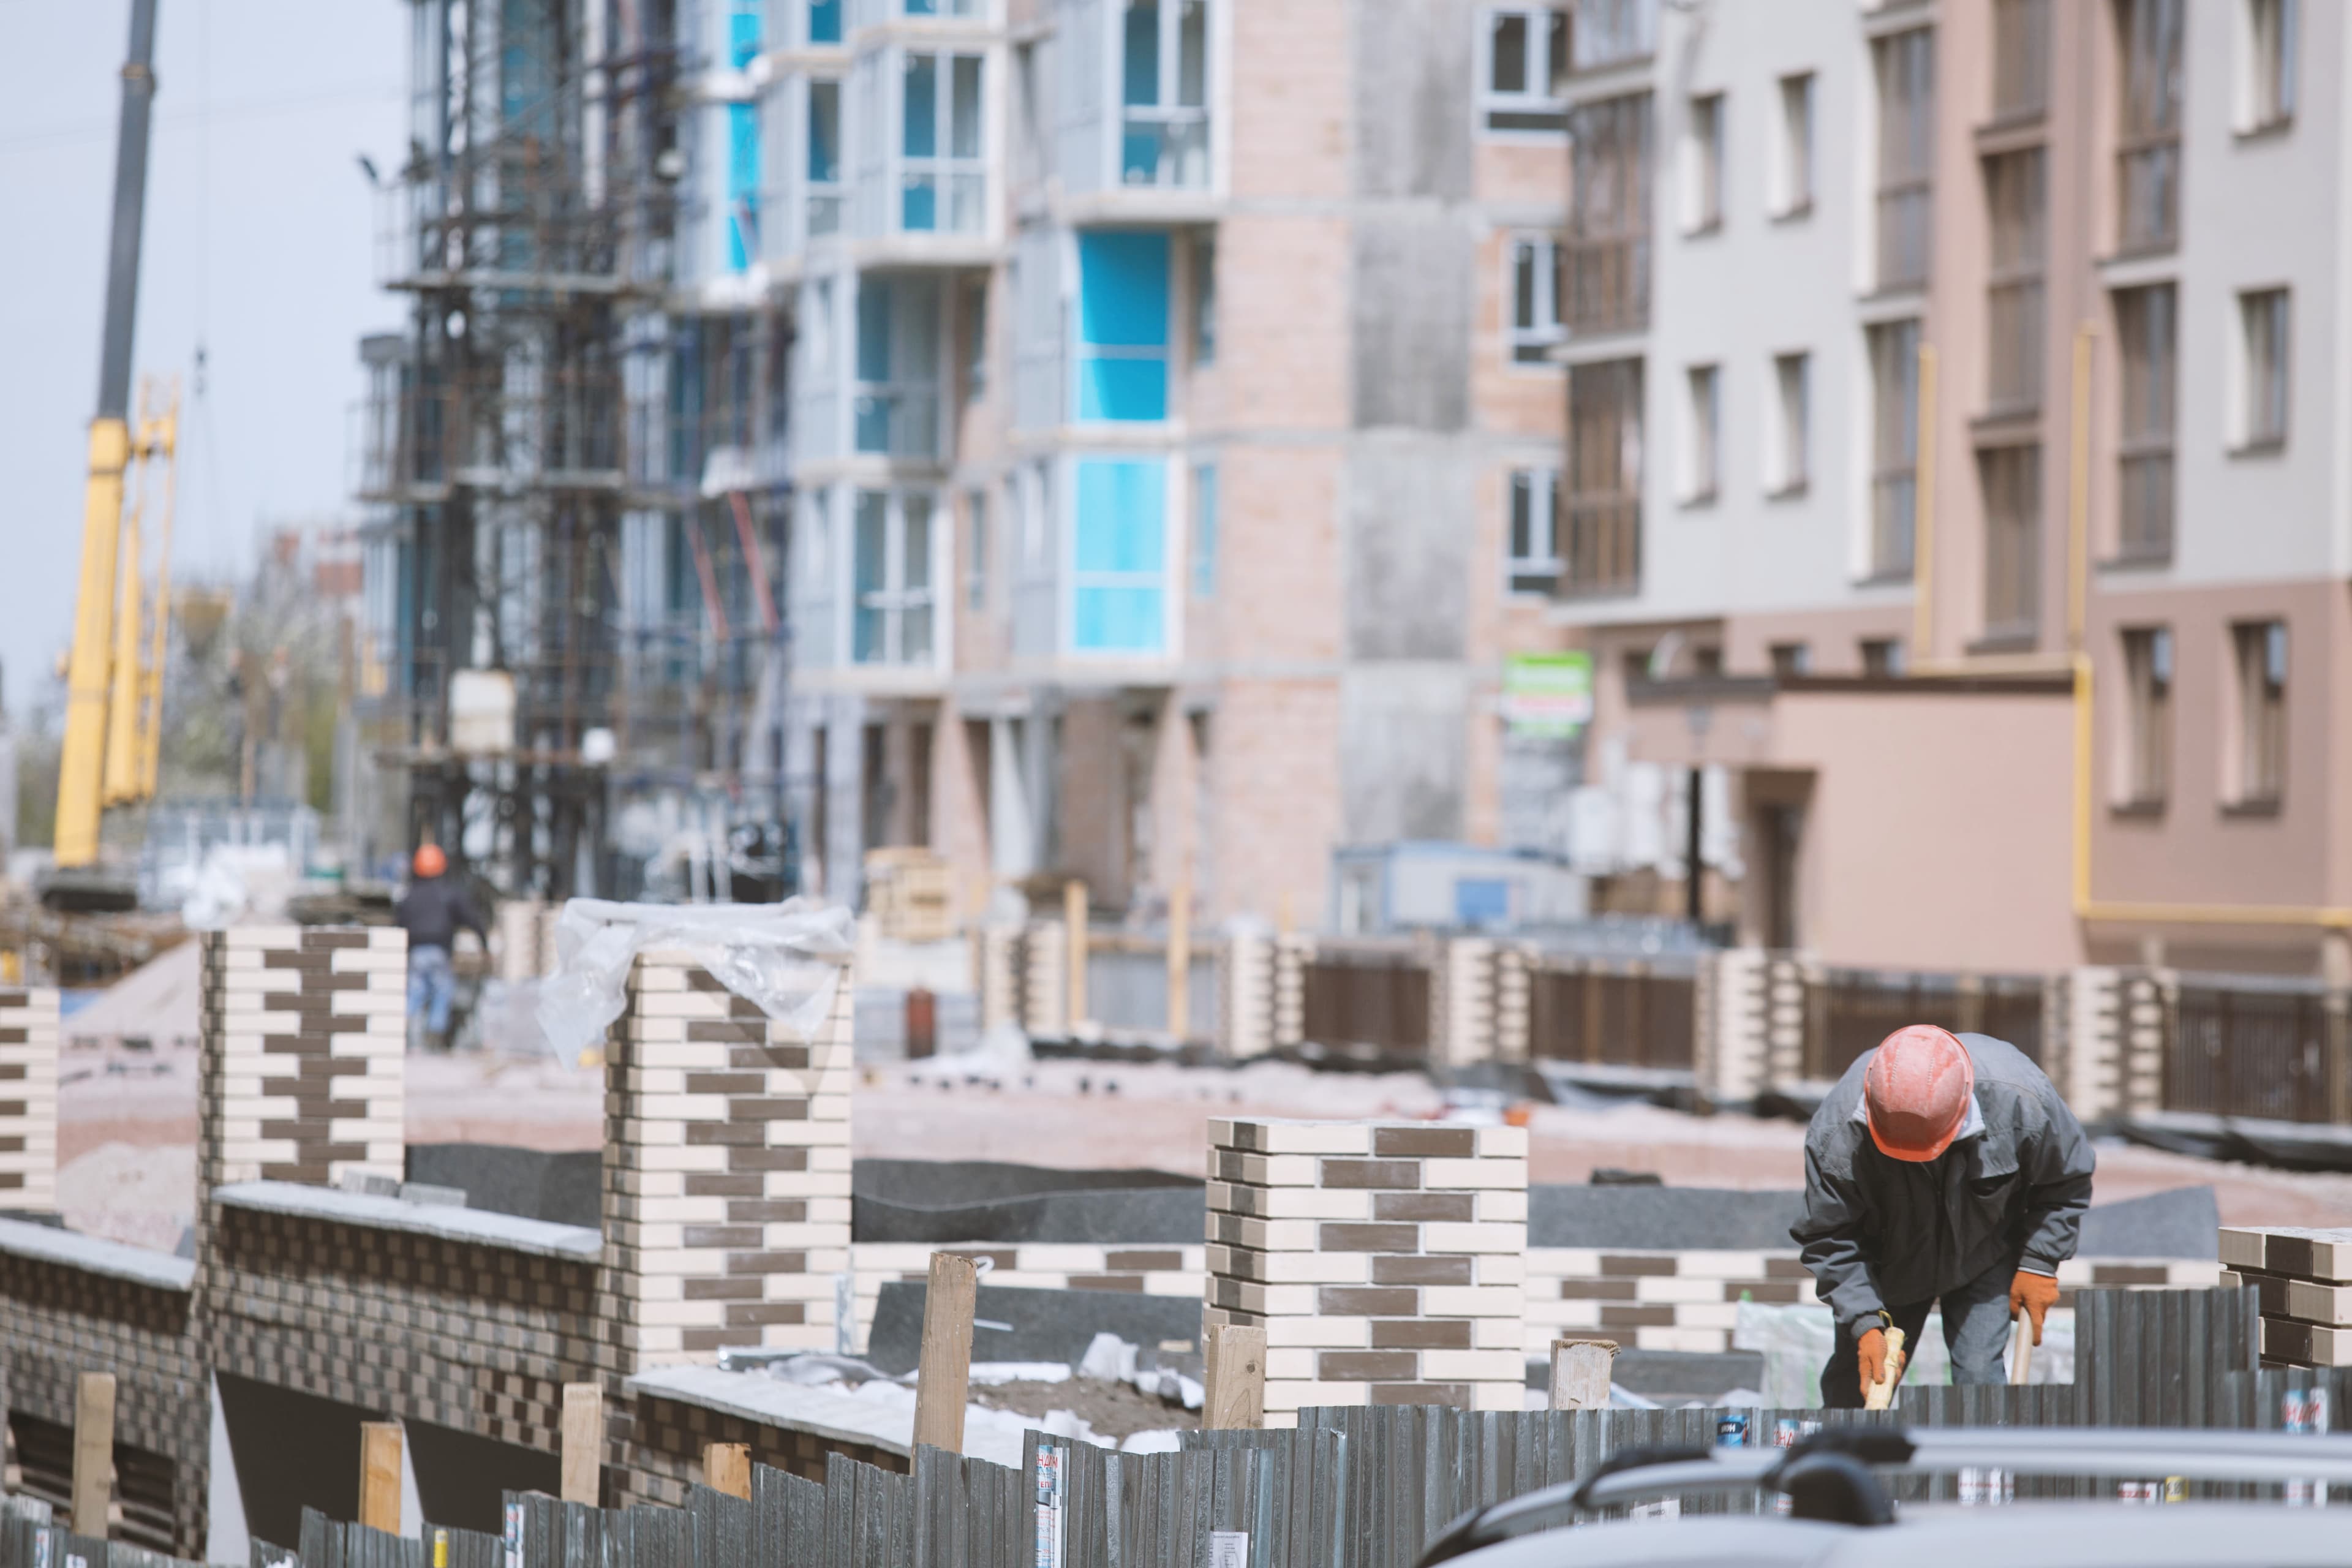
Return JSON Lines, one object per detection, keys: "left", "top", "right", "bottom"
{"left": 1263, "top": 1316, "right": 1371, "bottom": 1349}
{"left": 1422, "top": 1221, "right": 1528, "bottom": 1254}
{"left": 1420, "top": 1349, "right": 1525, "bottom": 1382}
{"left": 1474, "top": 1125, "right": 1529, "bottom": 1159}
{"left": 1208, "top": 1182, "right": 1372, "bottom": 1220}
{"left": 1420, "top": 1158, "right": 1525, "bottom": 1189}
{"left": 1422, "top": 1285, "right": 1524, "bottom": 1317}
{"left": 1634, "top": 1276, "right": 1732, "bottom": 1305}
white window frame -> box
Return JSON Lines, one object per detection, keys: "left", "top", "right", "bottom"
{"left": 1506, "top": 466, "right": 1562, "bottom": 594}
{"left": 1767, "top": 350, "right": 1809, "bottom": 496}
{"left": 1118, "top": 0, "right": 1212, "bottom": 189}
{"left": 1507, "top": 235, "right": 1565, "bottom": 366}
{"left": 1478, "top": 6, "right": 1569, "bottom": 137}
{"left": 965, "top": 487, "right": 990, "bottom": 611}
{"left": 893, "top": 49, "right": 987, "bottom": 236}
{"left": 1770, "top": 72, "right": 1814, "bottom": 219}
{"left": 1681, "top": 91, "right": 1725, "bottom": 235}
{"left": 1681, "top": 364, "right": 1721, "bottom": 505}
{"left": 2236, "top": 0, "right": 2297, "bottom": 132}
{"left": 805, "top": 78, "right": 846, "bottom": 245}
{"left": 848, "top": 488, "right": 943, "bottom": 668}
{"left": 2233, "top": 287, "right": 2291, "bottom": 450}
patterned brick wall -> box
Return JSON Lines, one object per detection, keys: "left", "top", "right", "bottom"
{"left": 0, "top": 988, "right": 59, "bottom": 1211}
{"left": 598, "top": 949, "right": 854, "bottom": 1376}
{"left": 625, "top": 1395, "right": 905, "bottom": 1506}
{"left": 846, "top": 1243, "right": 1207, "bottom": 1352}
{"left": 1204, "top": 1119, "right": 1527, "bottom": 1425}
{"left": 196, "top": 927, "right": 406, "bottom": 1202}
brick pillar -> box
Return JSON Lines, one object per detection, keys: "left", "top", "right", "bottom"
{"left": 196, "top": 925, "right": 407, "bottom": 1202}
{"left": 1019, "top": 920, "right": 1066, "bottom": 1036}
{"left": 0, "top": 986, "right": 60, "bottom": 1212}
{"left": 1217, "top": 929, "right": 1273, "bottom": 1059}
{"left": 1490, "top": 944, "right": 1531, "bottom": 1064}
{"left": 2121, "top": 968, "right": 2173, "bottom": 1115}
{"left": 973, "top": 922, "right": 1021, "bottom": 1033}
{"left": 1430, "top": 940, "right": 1494, "bottom": 1068}
{"left": 1272, "top": 936, "right": 1313, "bottom": 1049}
{"left": 599, "top": 948, "right": 854, "bottom": 1378}
{"left": 1695, "top": 949, "right": 1769, "bottom": 1106}
{"left": 1204, "top": 1118, "right": 1528, "bottom": 1426}
{"left": 1762, "top": 952, "right": 1815, "bottom": 1085}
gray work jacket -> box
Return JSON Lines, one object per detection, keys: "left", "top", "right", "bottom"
{"left": 1792, "top": 1033, "right": 2095, "bottom": 1333}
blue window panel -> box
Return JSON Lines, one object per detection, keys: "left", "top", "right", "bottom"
{"left": 726, "top": 102, "right": 761, "bottom": 270}
{"left": 1077, "top": 232, "right": 1170, "bottom": 347}
{"left": 903, "top": 56, "right": 938, "bottom": 157}
{"left": 1455, "top": 878, "right": 1510, "bottom": 927}
{"left": 728, "top": 2, "right": 761, "bottom": 67}
{"left": 1123, "top": 2, "right": 1160, "bottom": 105}
{"left": 1077, "top": 358, "right": 1167, "bottom": 421}
{"left": 810, "top": 0, "right": 842, "bottom": 43}
{"left": 857, "top": 282, "right": 893, "bottom": 380}
{"left": 907, "top": 0, "right": 938, "bottom": 12}
{"left": 1121, "top": 129, "right": 1161, "bottom": 184}
{"left": 809, "top": 85, "right": 840, "bottom": 181}
{"left": 903, "top": 177, "right": 938, "bottom": 233}
{"left": 1191, "top": 463, "right": 1218, "bottom": 599}
{"left": 1073, "top": 586, "right": 1166, "bottom": 652}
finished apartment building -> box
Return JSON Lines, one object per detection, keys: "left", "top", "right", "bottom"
{"left": 1546, "top": 0, "right": 2352, "bottom": 979}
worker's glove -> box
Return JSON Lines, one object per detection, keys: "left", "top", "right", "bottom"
{"left": 2009, "top": 1269, "right": 2060, "bottom": 1345}
{"left": 1855, "top": 1325, "right": 1889, "bottom": 1397}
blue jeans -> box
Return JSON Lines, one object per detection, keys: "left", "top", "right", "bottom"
{"left": 408, "top": 944, "right": 456, "bottom": 1035}
{"left": 1820, "top": 1251, "right": 2021, "bottom": 1408}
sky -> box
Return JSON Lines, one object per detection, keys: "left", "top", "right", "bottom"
{"left": 0, "top": 0, "right": 408, "bottom": 725}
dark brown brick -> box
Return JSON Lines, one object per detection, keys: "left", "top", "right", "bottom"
{"left": 726, "top": 1199, "right": 809, "bottom": 1223}
{"left": 1599, "top": 1255, "right": 1677, "bottom": 1277}
{"left": 1317, "top": 1286, "right": 1419, "bottom": 1316}
{"left": 1373, "top": 1192, "right": 1474, "bottom": 1223}
{"left": 682, "top": 1225, "right": 762, "bottom": 1248}
{"left": 687, "top": 1020, "right": 771, "bottom": 1044}
{"left": 1597, "top": 1305, "right": 1677, "bottom": 1327}
{"left": 1740, "top": 1281, "right": 1802, "bottom": 1304}
{"left": 1067, "top": 1275, "right": 1147, "bottom": 1292}
{"left": 723, "top": 1301, "right": 809, "bottom": 1327}
{"left": 1317, "top": 1351, "right": 1418, "bottom": 1381}
{"left": 728, "top": 1147, "right": 810, "bottom": 1171}
{"left": 0, "top": 1062, "right": 26, "bottom": 1080}
{"left": 685, "top": 1123, "right": 765, "bottom": 1146}
{"left": 683, "top": 1277, "right": 764, "bottom": 1300}
{"left": 731, "top": 1044, "right": 810, "bottom": 1070}
{"left": 684, "top": 1173, "right": 766, "bottom": 1197}
{"left": 1319, "top": 1159, "right": 1420, "bottom": 1189}
{"left": 725, "top": 1251, "right": 807, "bottom": 1275}
{"left": 1765, "top": 1257, "right": 1811, "bottom": 1279}
{"left": 1371, "top": 1127, "right": 1477, "bottom": 1158}
{"left": 1105, "top": 1250, "right": 1185, "bottom": 1271}
{"left": 1372, "top": 1254, "right": 1472, "bottom": 1286}
{"left": 1320, "top": 1223, "right": 1420, "bottom": 1253}
{"left": 685, "top": 1072, "right": 767, "bottom": 1094}
{"left": 2089, "top": 1264, "right": 2169, "bottom": 1287}
{"left": 1370, "top": 1318, "right": 1471, "bottom": 1349}
{"left": 728, "top": 1098, "right": 811, "bottom": 1121}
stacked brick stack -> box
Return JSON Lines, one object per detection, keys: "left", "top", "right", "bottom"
{"left": 2222, "top": 1225, "right": 2352, "bottom": 1368}
{"left": 599, "top": 948, "right": 854, "bottom": 1374}
{"left": 494, "top": 897, "right": 562, "bottom": 981}
{"left": 1204, "top": 1118, "right": 1526, "bottom": 1424}
{"left": 0, "top": 986, "right": 60, "bottom": 1212}
{"left": 195, "top": 926, "right": 407, "bottom": 1194}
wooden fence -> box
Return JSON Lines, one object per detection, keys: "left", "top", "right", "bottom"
{"left": 1299, "top": 946, "right": 1431, "bottom": 1062}
{"left": 1525, "top": 960, "right": 1695, "bottom": 1070}
{"left": 1806, "top": 969, "right": 2048, "bottom": 1081}
{"left": 2162, "top": 980, "right": 2345, "bottom": 1125}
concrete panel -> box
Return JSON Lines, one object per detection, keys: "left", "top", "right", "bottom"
{"left": 1339, "top": 666, "right": 1468, "bottom": 843}
{"left": 1351, "top": 217, "right": 1473, "bottom": 431}
{"left": 1352, "top": 0, "right": 1473, "bottom": 202}
{"left": 1345, "top": 442, "right": 1474, "bottom": 660}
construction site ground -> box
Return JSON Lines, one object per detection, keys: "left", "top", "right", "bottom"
{"left": 55, "top": 1036, "right": 2352, "bottom": 1252}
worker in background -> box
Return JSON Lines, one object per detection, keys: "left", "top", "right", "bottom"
{"left": 395, "top": 844, "right": 488, "bottom": 1052}
{"left": 1792, "top": 1023, "right": 2095, "bottom": 1406}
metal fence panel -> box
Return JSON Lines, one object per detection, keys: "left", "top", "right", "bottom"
{"left": 2165, "top": 982, "right": 2333, "bottom": 1121}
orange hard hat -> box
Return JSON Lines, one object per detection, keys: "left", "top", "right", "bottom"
{"left": 413, "top": 843, "right": 447, "bottom": 878}
{"left": 1863, "top": 1024, "right": 1975, "bottom": 1161}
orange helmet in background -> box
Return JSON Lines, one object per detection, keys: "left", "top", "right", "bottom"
{"left": 1863, "top": 1024, "right": 1974, "bottom": 1161}
{"left": 413, "top": 844, "right": 448, "bottom": 878}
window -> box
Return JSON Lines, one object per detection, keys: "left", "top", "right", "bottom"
{"left": 1572, "top": 0, "right": 1655, "bottom": 70}
{"left": 2115, "top": 284, "right": 2176, "bottom": 558}
{"left": 2119, "top": 627, "right": 2172, "bottom": 807}
{"left": 1691, "top": 645, "right": 1724, "bottom": 677}
{"left": 1770, "top": 74, "right": 1814, "bottom": 218}
{"left": 854, "top": 276, "right": 941, "bottom": 456}
{"left": 1978, "top": 443, "right": 2041, "bottom": 640}
{"left": 1991, "top": 0, "right": 2050, "bottom": 122}
{"left": 851, "top": 489, "right": 937, "bottom": 665}
{"left": 1564, "top": 360, "right": 1642, "bottom": 594}
{"left": 966, "top": 489, "right": 989, "bottom": 609}
{"left": 725, "top": 4, "right": 763, "bottom": 269}
{"left": 1507, "top": 468, "right": 1561, "bottom": 594}
{"left": 1075, "top": 231, "right": 1172, "bottom": 423}
{"left": 1770, "top": 643, "right": 1811, "bottom": 677}
{"left": 2230, "top": 620, "right": 2287, "bottom": 805}
{"left": 1072, "top": 458, "right": 1169, "bottom": 653}
{"left": 1682, "top": 92, "right": 1724, "bottom": 235}
{"left": 1509, "top": 236, "right": 1565, "bottom": 364}
{"left": 901, "top": 52, "right": 984, "bottom": 233}
{"left": 1482, "top": 7, "right": 1569, "bottom": 134}
{"left": 809, "top": 0, "right": 843, "bottom": 44}
{"left": 1566, "top": 94, "right": 1653, "bottom": 334}
{"left": 2117, "top": 0, "right": 2184, "bottom": 254}
{"left": 1192, "top": 233, "right": 1216, "bottom": 366}
{"left": 1682, "top": 364, "right": 1720, "bottom": 503}
{"left": 807, "top": 81, "right": 843, "bottom": 238}
{"left": 1860, "top": 638, "right": 1908, "bottom": 679}
{"left": 1984, "top": 147, "right": 2047, "bottom": 416}
{"left": 1768, "top": 352, "right": 1809, "bottom": 495}
{"left": 2237, "top": 288, "right": 2290, "bottom": 448}
{"left": 1868, "top": 319, "right": 1921, "bottom": 578}
{"left": 2241, "top": 0, "right": 2297, "bottom": 132}
{"left": 1873, "top": 29, "right": 1934, "bottom": 290}
{"left": 1124, "top": 0, "right": 1210, "bottom": 187}
{"left": 1191, "top": 462, "right": 1218, "bottom": 599}
{"left": 963, "top": 276, "right": 989, "bottom": 402}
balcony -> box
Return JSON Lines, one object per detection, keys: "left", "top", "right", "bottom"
{"left": 353, "top": 373, "right": 624, "bottom": 502}
{"left": 1120, "top": 107, "right": 1210, "bottom": 189}
{"left": 853, "top": 382, "right": 942, "bottom": 458}
{"left": 1564, "top": 238, "right": 1649, "bottom": 337}
{"left": 1559, "top": 494, "right": 1640, "bottom": 598}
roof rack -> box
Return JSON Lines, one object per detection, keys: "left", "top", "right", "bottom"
{"left": 1415, "top": 1426, "right": 2352, "bottom": 1566}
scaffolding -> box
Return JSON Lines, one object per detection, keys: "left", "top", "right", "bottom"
{"left": 356, "top": 0, "right": 791, "bottom": 900}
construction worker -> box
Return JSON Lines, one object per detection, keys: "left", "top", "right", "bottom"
{"left": 1792, "top": 1023, "right": 2095, "bottom": 1407}
{"left": 394, "top": 844, "right": 488, "bottom": 1052}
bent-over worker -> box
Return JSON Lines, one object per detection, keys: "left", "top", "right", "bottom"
{"left": 395, "top": 843, "right": 488, "bottom": 1052}
{"left": 1792, "top": 1023, "right": 2094, "bottom": 1406}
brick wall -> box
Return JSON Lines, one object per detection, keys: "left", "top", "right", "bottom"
{"left": 0, "top": 988, "right": 59, "bottom": 1212}
{"left": 846, "top": 1243, "right": 1206, "bottom": 1353}
{"left": 1203, "top": 1119, "right": 1527, "bottom": 1425}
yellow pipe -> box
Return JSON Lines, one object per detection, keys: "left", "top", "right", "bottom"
{"left": 102, "top": 386, "right": 149, "bottom": 808}
{"left": 55, "top": 418, "right": 131, "bottom": 868}
{"left": 1910, "top": 343, "right": 1937, "bottom": 663}
{"left": 137, "top": 382, "right": 181, "bottom": 800}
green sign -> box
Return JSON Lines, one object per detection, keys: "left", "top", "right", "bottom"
{"left": 1501, "top": 651, "right": 1593, "bottom": 739}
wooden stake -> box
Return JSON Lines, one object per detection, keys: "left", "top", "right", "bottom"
{"left": 911, "top": 1251, "right": 979, "bottom": 1455}
{"left": 1863, "top": 1326, "right": 1909, "bottom": 1411}
{"left": 1064, "top": 880, "right": 1088, "bottom": 1029}
{"left": 1548, "top": 1338, "right": 1616, "bottom": 1411}
{"left": 1203, "top": 1324, "right": 1266, "bottom": 1431}
{"left": 358, "top": 1422, "right": 402, "bottom": 1534}
{"left": 703, "top": 1442, "right": 752, "bottom": 1501}
{"left": 560, "top": 1383, "right": 604, "bottom": 1506}
{"left": 1166, "top": 882, "right": 1192, "bottom": 1042}
{"left": 71, "top": 1371, "right": 115, "bottom": 1539}
{"left": 2010, "top": 1316, "right": 2035, "bottom": 1385}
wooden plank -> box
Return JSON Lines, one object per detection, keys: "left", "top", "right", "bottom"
{"left": 1203, "top": 1324, "right": 1267, "bottom": 1431}
{"left": 1167, "top": 883, "right": 1192, "bottom": 1042}
{"left": 704, "top": 1442, "right": 753, "bottom": 1501}
{"left": 71, "top": 1371, "right": 116, "bottom": 1539}
{"left": 358, "top": 1422, "right": 403, "bottom": 1534}
{"left": 912, "top": 1251, "right": 980, "bottom": 1455}
{"left": 1548, "top": 1339, "right": 1615, "bottom": 1412}
{"left": 560, "top": 1383, "right": 604, "bottom": 1506}
{"left": 1065, "top": 881, "right": 1089, "bottom": 1030}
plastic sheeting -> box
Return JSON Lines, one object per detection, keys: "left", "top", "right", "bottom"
{"left": 535, "top": 897, "right": 855, "bottom": 1061}
{"left": 1733, "top": 1300, "right": 2076, "bottom": 1409}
